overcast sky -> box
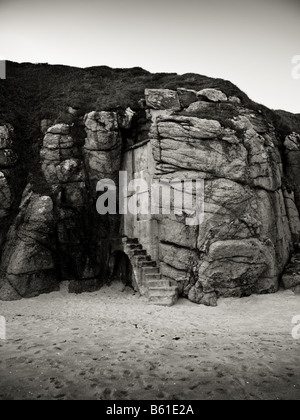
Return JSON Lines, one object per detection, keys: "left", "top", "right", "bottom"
{"left": 0, "top": 0, "right": 299, "bottom": 113}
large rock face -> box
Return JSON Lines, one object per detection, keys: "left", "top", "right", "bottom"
{"left": 0, "top": 192, "right": 58, "bottom": 300}
{"left": 0, "top": 124, "right": 16, "bottom": 257}
{"left": 83, "top": 111, "right": 122, "bottom": 193}
{"left": 284, "top": 132, "right": 300, "bottom": 211}
{"left": 140, "top": 88, "right": 299, "bottom": 304}
{"left": 0, "top": 124, "right": 18, "bottom": 168}
{"left": 0, "top": 87, "right": 299, "bottom": 305}
{"left": 0, "top": 114, "right": 122, "bottom": 299}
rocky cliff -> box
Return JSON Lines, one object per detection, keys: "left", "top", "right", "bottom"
{"left": 130, "top": 88, "right": 300, "bottom": 305}
{"left": 0, "top": 62, "right": 300, "bottom": 305}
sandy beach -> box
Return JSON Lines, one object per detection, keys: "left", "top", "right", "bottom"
{"left": 0, "top": 283, "right": 299, "bottom": 400}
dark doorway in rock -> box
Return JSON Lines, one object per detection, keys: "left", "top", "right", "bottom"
{"left": 108, "top": 251, "right": 134, "bottom": 288}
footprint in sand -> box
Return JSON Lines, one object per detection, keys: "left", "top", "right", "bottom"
{"left": 55, "top": 394, "right": 66, "bottom": 400}
{"left": 112, "top": 389, "right": 128, "bottom": 399}
{"left": 123, "top": 370, "right": 131, "bottom": 376}
{"left": 156, "top": 391, "right": 167, "bottom": 399}
{"left": 100, "top": 387, "right": 113, "bottom": 399}
{"left": 49, "top": 377, "right": 64, "bottom": 390}
{"left": 189, "top": 382, "right": 201, "bottom": 390}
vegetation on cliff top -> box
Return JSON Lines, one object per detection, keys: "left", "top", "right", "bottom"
{"left": 0, "top": 61, "right": 299, "bottom": 194}
{"left": 0, "top": 60, "right": 299, "bottom": 131}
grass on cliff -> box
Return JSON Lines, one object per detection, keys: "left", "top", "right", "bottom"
{"left": 1, "top": 61, "right": 299, "bottom": 130}
{"left": 0, "top": 60, "right": 299, "bottom": 198}
{"left": 1, "top": 61, "right": 299, "bottom": 135}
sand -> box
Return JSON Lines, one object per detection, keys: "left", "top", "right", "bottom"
{"left": 0, "top": 282, "right": 300, "bottom": 400}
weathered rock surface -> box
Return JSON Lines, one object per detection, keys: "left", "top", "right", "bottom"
{"left": 0, "top": 172, "right": 12, "bottom": 218}
{"left": 229, "top": 96, "right": 241, "bottom": 104}
{"left": 145, "top": 89, "right": 181, "bottom": 111}
{"left": 0, "top": 191, "right": 58, "bottom": 300}
{"left": 197, "top": 88, "right": 228, "bottom": 102}
{"left": 0, "top": 124, "right": 14, "bottom": 149}
{"left": 83, "top": 111, "right": 122, "bottom": 192}
{"left": 282, "top": 254, "right": 300, "bottom": 290}
{"left": 0, "top": 124, "right": 18, "bottom": 167}
{"left": 0, "top": 124, "right": 16, "bottom": 248}
{"left": 284, "top": 132, "right": 300, "bottom": 210}
{"left": 142, "top": 89, "right": 300, "bottom": 304}
{"left": 177, "top": 88, "right": 198, "bottom": 108}
{"left": 41, "top": 122, "right": 104, "bottom": 293}
{"left": 0, "top": 86, "right": 300, "bottom": 305}
{"left": 118, "top": 107, "right": 135, "bottom": 130}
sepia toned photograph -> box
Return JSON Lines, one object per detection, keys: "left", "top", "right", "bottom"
{"left": 0, "top": 0, "right": 299, "bottom": 404}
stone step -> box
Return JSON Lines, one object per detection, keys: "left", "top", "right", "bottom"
{"left": 121, "top": 237, "right": 178, "bottom": 307}
{"left": 148, "top": 294, "right": 179, "bottom": 307}
{"left": 133, "top": 255, "right": 151, "bottom": 263}
{"left": 125, "top": 238, "right": 139, "bottom": 244}
{"left": 148, "top": 279, "right": 171, "bottom": 288}
{"left": 132, "top": 249, "right": 147, "bottom": 256}
{"left": 127, "top": 244, "right": 143, "bottom": 250}
{"left": 142, "top": 267, "right": 160, "bottom": 275}
{"left": 141, "top": 261, "right": 157, "bottom": 268}
{"left": 149, "top": 286, "right": 178, "bottom": 298}
{"left": 144, "top": 273, "right": 162, "bottom": 281}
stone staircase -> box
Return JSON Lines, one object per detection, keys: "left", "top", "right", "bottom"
{"left": 123, "top": 237, "right": 179, "bottom": 306}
